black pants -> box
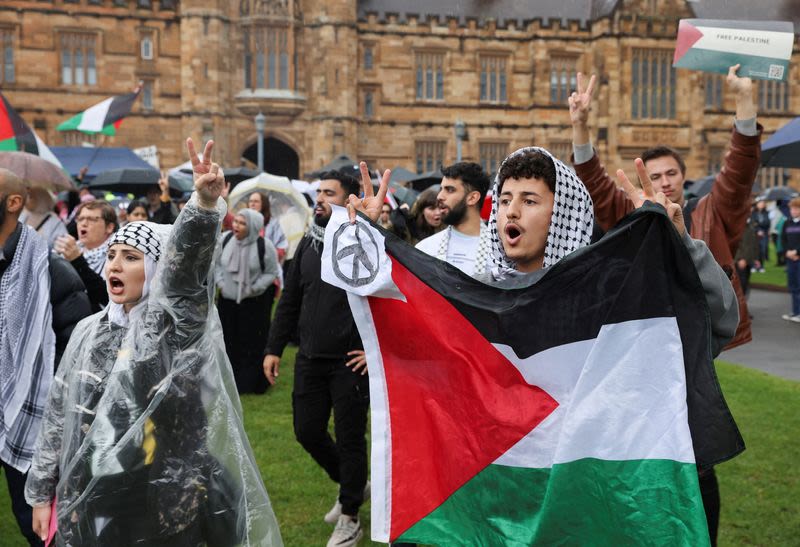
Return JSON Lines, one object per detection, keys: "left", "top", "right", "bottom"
{"left": 1, "top": 459, "right": 43, "bottom": 547}
{"left": 219, "top": 287, "right": 275, "bottom": 394}
{"left": 293, "top": 354, "right": 369, "bottom": 516}
{"left": 699, "top": 467, "right": 720, "bottom": 546}
{"left": 736, "top": 263, "right": 751, "bottom": 296}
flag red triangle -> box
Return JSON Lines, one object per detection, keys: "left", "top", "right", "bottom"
{"left": 674, "top": 20, "right": 704, "bottom": 64}
{"left": 368, "top": 260, "right": 558, "bottom": 540}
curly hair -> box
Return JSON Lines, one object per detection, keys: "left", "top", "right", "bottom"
{"left": 497, "top": 150, "right": 557, "bottom": 194}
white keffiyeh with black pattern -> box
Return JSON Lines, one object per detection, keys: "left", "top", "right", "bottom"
{"left": 488, "top": 146, "right": 594, "bottom": 280}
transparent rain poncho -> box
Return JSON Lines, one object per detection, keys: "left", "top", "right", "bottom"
{"left": 25, "top": 197, "right": 283, "bottom": 547}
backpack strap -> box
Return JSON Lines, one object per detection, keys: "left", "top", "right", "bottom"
{"left": 222, "top": 231, "right": 234, "bottom": 248}
{"left": 223, "top": 232, "right": 265, "bottom": 272}
{"left": 257, "top": 237, "right": 266, "bottom": 272}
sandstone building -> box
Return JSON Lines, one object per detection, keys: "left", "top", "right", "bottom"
{"left": 1, "top": 0, "right": 798, "bottom": 190}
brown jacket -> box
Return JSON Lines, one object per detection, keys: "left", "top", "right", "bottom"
{"left": 574, "top": 125, "right": 762, "bottom": 349}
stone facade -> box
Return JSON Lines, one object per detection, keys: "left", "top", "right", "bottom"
{"left": 1, "top": 0, "right": 797, "bottom": 189}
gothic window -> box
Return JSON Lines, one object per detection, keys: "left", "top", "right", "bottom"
{"left": 244, "top": 25, "right": 292, "bottom": 90}
{"left": 550, "top": 56, "right": 577, "bottom": 105}
{"left": 704, "top": 74, "right": 724, "bottom": 110}
{"left": 140, "top": 33, "right": 154, "bottom": 60}
{"left": 631, "top": 48, "right": 675, "bottom": 119}
{"left": 759, "top": 80, "right": 789, "bottom": 113}
{"left": 142, "top": 79, "right": 154, "bottom": 110}
{"left": 415, "top": 141, "right": 445, "bottom": 173}
{"left": 707, "top": 146, "right": 724, "bottom": 175}
{"left": 364, "top": 44, "right": 374, "bottom": 71}
{"left": 61, "top": 33, "right": 97, "bottom": 86}
{"left": 480, "top": 54, "right": 508, "bottom": 103}
{"left": 364, "top": 90, "right": 374, "bottom": 118}
{"left": 479, "top": 143, "right": 508, "bottom": 176}
{"left": 759, "top": 166, "right": 789, "bottom": 190}
{"left": 416, "top": 52, "right": 444, "bottom": 101}
{"left": 0, "top": 29, "right": 13, "bottom": 84}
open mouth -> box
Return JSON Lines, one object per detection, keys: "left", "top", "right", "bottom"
{"left": 108, "top": 276, "right": 125, "bottom": 295}
{"left": 504, "top": 224, "right": 522, "bottom": 245}
{"left": 79, "top": 229, "right": 88, "bottom": 238}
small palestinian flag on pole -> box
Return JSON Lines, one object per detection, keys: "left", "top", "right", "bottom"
{"left": 57, "top": 84, "right": 141, "bottom": 135}
{"left": 321, "top": 204, "right": 744, "bottom": 546}
{"left": 0, "top": 91, "right": 63, "bottom": 167}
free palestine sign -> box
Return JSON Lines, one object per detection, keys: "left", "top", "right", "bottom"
{"left": 673, "top": 19, "right": 794, "bottom": 81}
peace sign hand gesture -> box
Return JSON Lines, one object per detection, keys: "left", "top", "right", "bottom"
{"left": 347, "top": 161, "right": 391, "bottom": 224}
{"left": 616, "top": 158, "right": 685, "bottom": 237}
{"left": 186, "top": 138, "right": 225, "bottom": 209}
{"left": 568, "top": 72, "right": 596, "bottom": 127}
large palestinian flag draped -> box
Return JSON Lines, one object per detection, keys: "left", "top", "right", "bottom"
{"left": 57, "top": 88, "right": 140, "bottom": 135}
{"left": 0, "top": 92, "right": 62, "bottom": 167}
{"left": 321, "top": 204, "right": 744, "bottom": 546}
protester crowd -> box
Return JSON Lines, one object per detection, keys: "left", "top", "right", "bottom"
{"left": 0, "top": 64, "right": 798, "bottom": 547}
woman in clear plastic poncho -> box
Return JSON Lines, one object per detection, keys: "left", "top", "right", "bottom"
{"left": 24, "top": 140, "right": 283, "bottom": 547}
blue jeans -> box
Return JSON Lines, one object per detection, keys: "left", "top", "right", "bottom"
{"left": 787, "top": 259, "right": 800, "bottom": 316}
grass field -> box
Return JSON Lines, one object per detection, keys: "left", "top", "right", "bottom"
{"left": 750, "top": 242, "right": 789, "bottom": 288}
{"left": 1, "top": 356, "right": 797, "bottom": 546}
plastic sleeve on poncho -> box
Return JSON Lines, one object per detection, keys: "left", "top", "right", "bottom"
{"left": 29, "top": 197, "right": 283, "bottom": 546}
{"left": 24, "top": 317, "right": 92, "bottom": 506}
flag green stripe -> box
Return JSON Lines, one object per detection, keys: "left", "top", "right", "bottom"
{"left": 0, "top": 136, "right": 17, "bottom": 151}
{"left": 57, "top": 112, "right": 84, "bottom": 132}
{"left": 397, "top": 459, "right": 709, "bottom": 546}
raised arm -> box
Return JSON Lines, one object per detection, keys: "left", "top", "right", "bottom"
{"left": 569, "top": 72, "right": 635, "bottom": 230}
{"left": 704, "top": 65, "right": 761, "bottom": 253}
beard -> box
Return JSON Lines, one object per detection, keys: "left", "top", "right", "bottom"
{"left": 314, "top": 211, "right": 331, "bottom": 227}
{"left": 442, "top": 196, "right": 468, "bottom": 226}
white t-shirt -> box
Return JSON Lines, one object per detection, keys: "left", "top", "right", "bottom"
{"left": 416, "top": 228, "right": 482, "bottom": 277}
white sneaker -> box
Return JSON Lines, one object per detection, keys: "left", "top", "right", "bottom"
{"left": 791, "top": 315, "right": 800, "bottom": 323}
{"left": 326, "top": 515, "right": 363, "bottom": 547}
{"left": 781, "top": 314, "right": 799, "bottom": 322}
{"left": 324, "top": 481, "right": 371, "bottom": 524}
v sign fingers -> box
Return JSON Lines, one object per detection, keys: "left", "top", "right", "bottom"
{"left": 616, "top": 168, "right": 645, "bottom": 209}
{"left": 634, "top": 158, "right": 655, "bottom": 200}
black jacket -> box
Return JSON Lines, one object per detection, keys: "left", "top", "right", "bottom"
{"left": 69, "top": 254, "right": 108, "bottom": 313}
{"left": 265, "top": 235, "right": 362, "bottom": 360}
{"left": 0, "top": 223, "right": 92, "bottom": 367}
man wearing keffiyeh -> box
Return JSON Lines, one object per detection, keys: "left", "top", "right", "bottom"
{"left": 0, "top": 168, "right": 91, "bottom": 547}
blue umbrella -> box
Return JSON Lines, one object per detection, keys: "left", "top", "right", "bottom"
{"left": 762, "top": 116, "right": 800, "bottom": 168}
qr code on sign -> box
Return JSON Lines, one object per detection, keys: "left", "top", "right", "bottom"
{"left": 768, "top": 65, "right": 785, "bottom": 80}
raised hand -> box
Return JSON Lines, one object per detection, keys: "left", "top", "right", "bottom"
{"left": 158, "top": 170, "right": 170, "bottom": 199}
{"left": 727, "top": 64, "right": 756, "bottom": 120}
{"left": 616, "top": 158, "right": 685, "bottom": 236}
{"left": 347, "top": 161, "right": 390, "bottom": 224}
{"left": 187, "top": 138, "right": 224, "bottom": 208}
{"left": 568, "top": 72, "right": 596, "bottom": 127}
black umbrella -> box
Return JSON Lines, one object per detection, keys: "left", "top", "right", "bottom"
{"left": 759, "top": 186, "right": 798, "bottom": 202}
{"left": 89, "top": 167, "right": 188, "bottom": 198}
{"left": 408, "top": 169, "right": 443, "bottom": 192}
{"left": 762, "top": 116, "right": 800, "bottom": 168}
{"left": 685, "top": 174, "right": 715, "bottom": 198}
{"left": 305, "top": 155, "right": 360, "bottom": 179}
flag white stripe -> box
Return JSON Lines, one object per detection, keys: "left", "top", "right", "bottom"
{"left": 347, "top": 292, "right": 391, "bottom": 543}
{"left": 33, "top": 132, "right": 64, "bottom": 169}
{"left": 494, "top": 317, "right": 695, "bottom": 468}
{"left": 76, "top": 97, "right": 114, "bottom": 132}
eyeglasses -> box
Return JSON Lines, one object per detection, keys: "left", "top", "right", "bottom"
{"left": 77, "top": 215, "right": 103, "bottom": 223}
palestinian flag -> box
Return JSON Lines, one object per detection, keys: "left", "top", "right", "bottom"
{"left": 0, "top": 91, "right": 63, "bottom": 167}
{"left": 321, "top": 205, "right": 744, "bottom": 545}
{"left": 57, "top": 88, "right": 140, "bottom": 135}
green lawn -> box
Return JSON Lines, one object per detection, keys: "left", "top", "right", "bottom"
{"left": 1, "top": 356, "right": 797, "bottom": 546}
{"left": 750, "top": 242, "right": 788, "bottom": 288}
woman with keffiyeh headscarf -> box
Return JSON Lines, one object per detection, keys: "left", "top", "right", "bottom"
{"left": 24, "top": 139, "right": 283, "bottom": 547}
{"left": 216, "top": 208, "right": 280, "bottom": 394}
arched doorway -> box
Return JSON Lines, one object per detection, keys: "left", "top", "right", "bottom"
{"left": 242, "top": 136, "right": 300, "bottom": 179}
